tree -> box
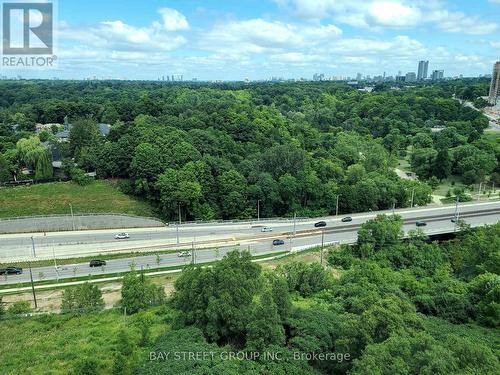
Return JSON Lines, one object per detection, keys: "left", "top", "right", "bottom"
{"left": 69, "top": 119, "right": 101, "bottom": 162}
{"left": 351, "top": 332, "right": 458, "bottom": 375}
{"left": 411, "top": 148, "right": 438, "bottom": 179}
{"left": 16, "top": 136, "right": 53, "bottom": 179}
{"left": 121, "top": 272, "right": 165, "bottom": 314}
{"left": 246, "top": 290, "right": 285, "bottom": 351}
{"left": 267, "top": 273, "right": 292, "bottom": 321}
{"left": 357, "top": 215, "right": 403, "bottom": 251}
{"left": 61, "top": 282, "right": 104, "bottom": 313}
{"left": 432, "top": 148, "right": 451, "bottom": 179}
{"left": 173, "top": 251, "right": 261, "bottom": 346}
{"left": 130, "top": 143, "right": 164, "bottom": 195}
{"left": 0, "top": 153, "right": 11, "bottom": 182}
{"left": 276, "top": 262, "right": 330, "bottom": 297}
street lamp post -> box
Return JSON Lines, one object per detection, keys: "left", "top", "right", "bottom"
{"left": 320, "top": 230, "right": 325, "bottom": 265}
{"left": 410, "top": 188, "right": 415, "bottom": 208}
{"left": 176, "top": 203, "right": 181, "bottom": 246}
{"left": 335, "top": 195, "right": 340, "bottom": 216}
{"left": 69, "top": 204, "right": 75, "bottom": 231}
{"left": 29, "top": 236, "right": 38, "bottom": 308}
{"left": 257, "top": 200, "right": 261, "bottom": 221}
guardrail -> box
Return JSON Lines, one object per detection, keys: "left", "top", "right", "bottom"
{"left": 167, "top": 216, "right": 311, "bottom": 226}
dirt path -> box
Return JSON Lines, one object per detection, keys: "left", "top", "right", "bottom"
{"left": 2, "top": 279, "right": 176, "bottom": 313}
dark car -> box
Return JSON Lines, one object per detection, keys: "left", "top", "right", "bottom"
{"left": 341, "top": 217, "right": 353, "bottom": 222}
{"left": 272, "top": 239, "right": 285, "bottom": 246}
{"left": 451, "top": 217, "right": 459, "bottom": 223}
{"left": 0, "top": 267, "right": 23, "bottom": 275}
{"left": 416, "top": 221, "right": 427, "bottom": 227}
{"left": 89, "top": 260, "right": 107, "bottom": 267}
{"left": 314, "top": 221, "right": 327, "bottom": 228}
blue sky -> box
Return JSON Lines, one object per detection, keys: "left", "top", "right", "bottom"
{"left": 4, "top": 0, "right": 500, "bottom": 80}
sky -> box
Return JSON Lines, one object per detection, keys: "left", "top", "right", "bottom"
{"left": 2, "top": 0, "right": 500, "bottom": 80}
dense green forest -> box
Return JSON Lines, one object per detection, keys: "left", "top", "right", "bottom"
{"left": 139, "top": 220, "right": 499, "bottom": 374}
{"left": 0, "top": 79, "right": 498, "bottom": 220}
{"left": 1, "top": 219, "right": 498, "bottom": 374}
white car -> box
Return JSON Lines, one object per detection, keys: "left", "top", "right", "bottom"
{"left": 114, "top": 233, "right": 130, "bottom": 239}
{"left": 178, "top": 251, "right": 192, "bottom": 257}
{"left": 261, "top": 227, "right": 273, "bottom": 232}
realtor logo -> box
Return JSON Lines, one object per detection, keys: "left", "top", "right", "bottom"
{"left": 2, "top": 2, "right": 53, "bottom": 55}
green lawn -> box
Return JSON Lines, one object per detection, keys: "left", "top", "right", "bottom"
{"left": 0, "top": 307, "right": 170, "bottom": 375}
{"left": 0, "top": 180, "right": 155, "bottom": 218}
{"left": 433, "top": 176, "right": 467, "bottom": 197}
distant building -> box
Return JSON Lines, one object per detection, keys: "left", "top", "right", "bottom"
{"left": 431, "top": 70, "right": 444, "bottom": 81}
{"left": 356, "top": 72, "right": 362, "bottom": 81}
{"left": 488, "top": 61, "right": 500, "bottom": 105}
{"left": 313, "top": 73, "right": 325, "bottom": 81}
{"left": 396, "top": 75, "right": 406, "bottom": 82}
{"left": 98, "top": 123, "right": 111, "bottom": 136}
{"left": 35, "top": 123, "right": 59, "bottom": 133}
{"left": 405, "top": 72, "right": 416, "bottom": 82}
{"left": 417, "top": 60, "right": 429, "bottom": 80}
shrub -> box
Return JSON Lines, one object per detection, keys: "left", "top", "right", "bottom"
{"left": 121, "top": 272, "right": 165, "bottom": 314}
{"left": 61, "top": 282, "right": 105, "bottom": 313}
{"left": 7, "top": 300, "right": 32, "bottom": 315}
{"left": 70, "top": 167, "right": 93, "bottom": 186}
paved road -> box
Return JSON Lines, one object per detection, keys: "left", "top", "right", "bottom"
{"left": 0, "top": 201, "right": 498, "bottom": 261}
{"left": 1, "top": 203, "right": 498, "bottom": 285}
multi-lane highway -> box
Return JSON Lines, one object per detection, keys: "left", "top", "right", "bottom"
{"left": 0, "top": 201, "right": 498, "bottom": 285}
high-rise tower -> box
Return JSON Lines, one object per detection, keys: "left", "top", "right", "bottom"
{"left": 417, "top": 60, "right": 429, "bottom": 80}
{"left": 488, "top": 61, "right": 500, "bottom": 105}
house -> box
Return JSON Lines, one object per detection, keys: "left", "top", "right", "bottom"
{"left": 36, "top": 123, "right": 60, "bottom": 134}
{"left": 98, "top": 123, "right": 111, "bottom": 136}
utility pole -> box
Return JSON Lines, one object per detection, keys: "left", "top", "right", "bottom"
{"left": 477, "top": 182, "right": 482, "bottom": 200}
{"left": 52, "top": 242, "right": 59, "bottom": 282}
{"left": 454, "top": 195, "right": 460, "bottom": 232}
{"left": 69, "top": 204, "right": 75, "bottom": 231}
{"left": 257, "top": 199, "right": 261, "bottom": 221}
{"left": 335, "top": 195, "right": 340, "bottom": 216}
{"left": 29, "top": 236, "right": 37, "bottom": 308}
{"left": 320, "top": 230, "right": 324, "bottom": 265}
{"left": 293, "top": 212, "right": 297, "bottom": 236}
{"left": 176, "top": 203, "right": 181, "bottom": 246}
{"left": 410, "top": 188, "right": 415, "bottom": 208}
{"left": 392, "top": 199, "right": 396, "bottom": 215}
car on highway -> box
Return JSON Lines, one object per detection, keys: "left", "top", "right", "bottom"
{"left": 115, "top": 232, "right": 130, "bottom": 239}
{"left": 89, "top": 260, "right": 106, "bottom": 267}
{"left": 451, "top": 217, "right": 459, "bottom": 223}
{"left": 0, "top": 267, "right": 23, "bottom": 275}
{"left": 416, "top": 221, "right": 427, "bottom": 227}
{"left": 314, "top": 221, "right": 327, "bottom": 228}
{"left": 261, "top": 227, "right": 273, "bottom": 232}
{"left": 341, "top": 217, "right": 353, "bottom": 222}
{"left": 178, "top": 251, "right": 192, "bottom": 257}
{"left": 272, "top": 239, "right": 285, "bottom": 246}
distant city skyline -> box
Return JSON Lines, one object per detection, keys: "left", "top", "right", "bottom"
{"left": 1, "top": 0, "right": 499, "bottom": 80}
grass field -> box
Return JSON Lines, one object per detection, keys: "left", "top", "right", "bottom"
{"left": 0, "top": 180, "right": 155, "bottom": 218}
{"left": 0, "top": 307, "right": 170, "bottom": 375}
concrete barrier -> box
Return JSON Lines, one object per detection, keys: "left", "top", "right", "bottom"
{"left": 0, "top": 214, "right": 164, "bottom": 234}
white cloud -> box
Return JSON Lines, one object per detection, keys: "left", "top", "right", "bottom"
{"left": 59, "top": 8, "right": 189, "bottom": 57}
{"left": 199, "top": 18, "right": 341, "bottom": 56}
{"left": 157, "top": 8, "right": 189, "bottom": 31}
{"left": 275, "top": 0, "right": 498, "bottom": 34}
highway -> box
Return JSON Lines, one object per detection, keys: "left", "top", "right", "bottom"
{"left": 0, "top": 201, "right": 498, "bottom": 285}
